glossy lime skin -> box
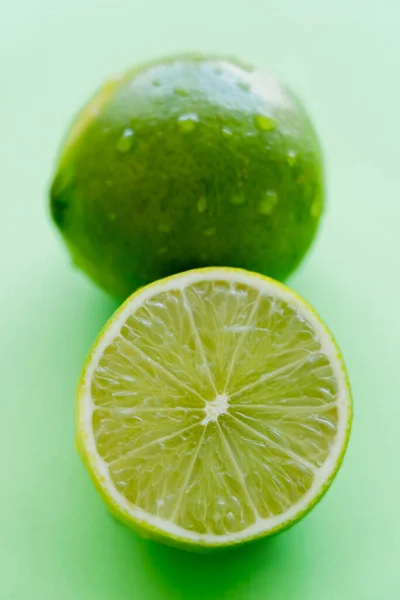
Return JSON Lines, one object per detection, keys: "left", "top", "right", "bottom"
{"left": 50, "top": 54, "right": 324, "bottom": 298}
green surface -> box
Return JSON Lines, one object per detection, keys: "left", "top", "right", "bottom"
{"left": 50, "top": 53, "right": 323, "bottom": 297}
{"left": 1, "top": 0, "right": 399, "bottom": 598}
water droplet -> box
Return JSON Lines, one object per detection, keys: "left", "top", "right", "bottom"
{"left": 237, "top": 81, "right": 250, "bottom": 92}
{"left": 230, "top": 194, "right": 246, "bottom": 206}
{"left": 108, "top": 212, "right": 117, "bottom": 221}
{"left": 178, "top": 113, "right": 199, "bottom": 132}
{"left": 158, "top": 223, "right": 171, "bottom": 233}
{"left": 197, "top": 196, "right": 207, "bottom": 213}
{"left": 116, "top": 128, "right": 134, "bottom": 153}
{"left": 310, "top": 199, "right": 322, "bottom": 218}
{"left": 258, "top": 191, "right": 278, "bottom": 215}
{"left": 174, "top": 87, "right": 189, "bottom": 97}
{"left": 105, "top": 179, "right": 113, "bottom": 188}
{"left": 287, "top": 150, "right": 297, "bottom": 166}
{"left": 152, "top": 79, "right": 161, "bottom": 87}
{"left": 157, "top": 246, "right": 168, "bottom": 255}
{"left": 213, "top": 67, "right": 223, "bottom": 75}
{"left": 221, "top": 126, "right": 233, "bottom": 137}
{"left": 203, "top": 227, "right": 216, "bottom": 237}
{"left": 225, "top": 511, "right": 236, "bottom": 526}
{"left": 254, "top": 114, "right": 276, "bottom": 132}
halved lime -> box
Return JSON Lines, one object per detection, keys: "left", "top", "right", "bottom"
{"left": 76, "top": 268, "right": 352, "bottom": 550}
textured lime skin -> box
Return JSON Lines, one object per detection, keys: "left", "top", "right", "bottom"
{"left": 50, "top": 54, "right": 324, "bottom": 298}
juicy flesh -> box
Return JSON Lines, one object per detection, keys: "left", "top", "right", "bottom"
{"left": 91, "top": 280, "right": 338, "bottom": 535}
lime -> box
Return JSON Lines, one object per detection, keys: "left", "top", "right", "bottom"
{"left": 50, "top": 54, "right": 324, "bottom": 298}
{"left": 76, "top": 268, "right": 352, "bottom": 550}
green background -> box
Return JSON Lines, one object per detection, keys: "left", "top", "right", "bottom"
{"left": 1, "top": 0, "right": 399, "bottom": 598}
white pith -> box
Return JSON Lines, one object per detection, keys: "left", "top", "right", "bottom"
{"left": 202, "top": 394, "right": 229, "bottom": 424}
{"left": 78, "top": 268, "right": 351, "bottom": 546}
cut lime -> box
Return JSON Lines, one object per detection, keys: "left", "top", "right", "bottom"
{"left": 76, "top": 268, "right": 352, "bottom": 550}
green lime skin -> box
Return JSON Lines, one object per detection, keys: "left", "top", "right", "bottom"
{"left": 50, "top": 54, "right": 324, "bottom": 299}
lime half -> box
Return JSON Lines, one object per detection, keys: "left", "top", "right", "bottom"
{"left": 76, "top": 268, "right": 352, "bottom": 550}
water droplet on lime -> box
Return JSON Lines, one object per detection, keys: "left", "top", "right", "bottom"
{"left": 287, "top": 149, "right": 297, "bottom": 166}
{"left": 258, "top": 191, "right": 278, "bottom": 215}
{"left": 158, "top": 223, "right": 171, "bottom": 233}
{"left": 225, "top": 511, "right": 236, "bottom": 526}
{"left": 174, "top": 87, "right": 189, "bottom": 97}
{"left": 221, "top": 127, "right": 233, "bottom": 137}
{"left": 254, "top": 114, "right": 276, "bottom": 132}
{"left": 178, "top": 113, "right": 199, "bottom": 132}
{"left": 108, "top": 212, "right": 117, "bottom": 221}
{"left": 116, "top": 128, "right": 134, "bottom": 153}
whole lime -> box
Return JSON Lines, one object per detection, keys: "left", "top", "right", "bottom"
{"left": 50, "top": 54, "right": 324, "bottom": 298}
